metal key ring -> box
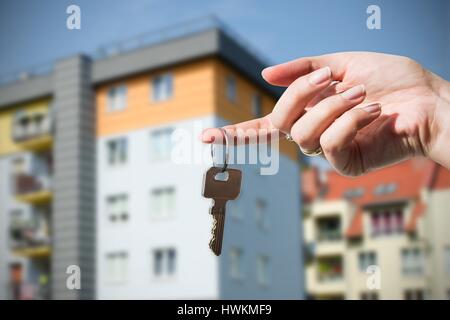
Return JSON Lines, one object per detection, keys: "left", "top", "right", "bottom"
{"left": 210, "top": 128, "right": 229, "bottom": 172}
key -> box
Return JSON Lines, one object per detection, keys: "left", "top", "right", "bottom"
{"left": 202, "top": 166, "right": 242, "bottom": 256}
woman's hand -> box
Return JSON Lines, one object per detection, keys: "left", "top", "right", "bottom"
{"left": 202, "top": 52, "right": 450, "bottom": 176}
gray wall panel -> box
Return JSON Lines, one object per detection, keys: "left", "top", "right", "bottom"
{"left": 52, "top": 55, "right": 96, "bottom": 299}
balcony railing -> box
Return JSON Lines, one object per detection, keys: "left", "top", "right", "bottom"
{"left": 318, "top": 273, "right": 344, "bottom": 282}
{"left": 317, "top": 230, "right": 342, "bottom": 242}
{"left": 11, "top": 112, "right": 53, "bottom": 150}
{"left": 10, "top": 218, "right": 51, "bottom": 252}
{"left": 9, "top": 281, "right": 50, "bottom": 300}
{"left": 317, "top": 258, "right": 343, "bottom": 282}
{"left": 14, "top": 173, "right": 52, "bottom": 204}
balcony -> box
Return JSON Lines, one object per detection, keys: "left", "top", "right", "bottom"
{"left": 11, "top": 111, "right": 52, "bottom": 151}
{"left": 317, "top": 256, "right": 344, "bottom": 283}
{"left": 14, "top": 173, "right": 52, "bottom": 204}
{"left": 9, "top": 281, "right": 50, "bottom": 300}
{"left": 10, "top": 215, "right": 51, "bottom": 258}
{"left": 315, "top": 217, "right": 344, "bottom": 255}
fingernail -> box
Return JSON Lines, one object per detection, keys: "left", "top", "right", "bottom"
{"left": 341, "top": 85, "right": 365, "bottom": 100}
{"left": 309, "top": 66, "right": 331, "bottom": 85}
{"left": 362, "top": 103, "right": 381, "bottom": 113}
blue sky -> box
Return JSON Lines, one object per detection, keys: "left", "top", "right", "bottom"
{"left": 0, "top": 0, "right": 449, "bottom": 79}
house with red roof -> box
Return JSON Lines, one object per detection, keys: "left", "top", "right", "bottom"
{"left": 302, "top": 158, "right": 450, "bottom": 299}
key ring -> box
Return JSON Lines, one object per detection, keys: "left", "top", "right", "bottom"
{"left": 210, "top": 128, "right": 229, "bottom": 172}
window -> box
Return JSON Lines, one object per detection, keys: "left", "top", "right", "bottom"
{"left": 360, "top": 292, "right": 378, "bottom": 300}
{"left": 105, "top": 252, "right": 128, "bottom": 284}
{"left": 151, "top": 74, "right": 173, "bottom": 102}
{"left": 150, "top": 187, "right": 175, "bottom": 219}
{"left": 358, "top": 251, "right": 377, "bottom": 272}
{"left": 252, "top": 94, "right": 262, "bottom": 117}
{"left": 444, "top": 247, "right": 450, "bottom": 276}
{"left": 402, "top": 248, "right": 425, "bottom": 276}
{"left": 152, "top": 248, "right": 176, "bottom": 278}
{"left": 374, "top": 183, "right": 398, "bottom": 195}
{"left": 229, "top": 197, "right": 243, "bottom": 220}
{"left": 150, "top": 129, "right": 173, "bottom": 161}
{"left": 226, "top": 76, "right": 237, "bottom": 102}
{"left": 404, "top": 289, "right": 424, "bottom": 300}
{"left": 343, "top": 187, "right": 364, "bottom": 199}
{"left": 370, "top": 208, "right": 404, "bottom": 237}
{"left": 256, "top": 255, "right": 269, "bottom": 286}
{"left": 107, "top": 85, "right": 127, "bottom": 111}
{"left": 106, "top": 194, "right": 128, "bottom": 223}
{"left": 106, "top": 138, "right": 127, "bottom": 166}
{"left": 316, "top": 216, "right": 341, "bottom": 241}
{"left": 229, "top": 247, "right": 243, "bottom": 280}
{"left": 255, "top": 199, "right": 269, "bottom": 230}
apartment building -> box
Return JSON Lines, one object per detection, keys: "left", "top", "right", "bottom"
{"left": 303, "top": 158, "right": 450, "bottom": 300}
{"left": 0, "top": 20, "right": 304, "bottom": 299}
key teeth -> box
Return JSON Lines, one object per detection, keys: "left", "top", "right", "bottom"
{"left": 209, "top": 215, "right": 217, "bottom": 252}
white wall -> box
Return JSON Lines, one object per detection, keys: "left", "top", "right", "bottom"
{"left": 97, "top": 115, "right": 305, "bottom": 299}
{"left": 97, "top": 116, "right": 219, "bottom": 299}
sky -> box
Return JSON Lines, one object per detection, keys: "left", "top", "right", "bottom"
{"left": 0, "top": 0, "right": 448, "bottom": 170}
{"left": 0, "top": 0, "right": 448, "bottom": 78}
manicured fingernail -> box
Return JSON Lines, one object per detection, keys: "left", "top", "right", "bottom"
{"left": 309, "top": 66, "right": 331, "bottom": 85}
{"left": 341, "top": 84, "right": 365, "bottom": 100}
{"left": 362, "top": 103, "right": 381, "bottom": 113}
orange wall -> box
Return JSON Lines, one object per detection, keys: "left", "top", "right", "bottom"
{"left": 96, "top": 57, "right": 298, "bottom": 161}
{"left": 96, "top": 58, "right": 217, "bottom": 136}
{"left": 213, "top": 61, "right": 298, "bottom": 161}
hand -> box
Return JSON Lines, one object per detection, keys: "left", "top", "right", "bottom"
{"left": 202, "top": 52, "right": 450, "bottom": 176}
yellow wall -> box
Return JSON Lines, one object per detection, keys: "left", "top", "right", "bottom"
{"left": 0, "top": 99, "right": 51, "bottom": 156}
{"left": 96, "top": 57, "right": 298, "bottom": 162}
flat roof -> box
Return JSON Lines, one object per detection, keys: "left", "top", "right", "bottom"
{"left": 0, "top": 28, "right": 283, "bottom": 109}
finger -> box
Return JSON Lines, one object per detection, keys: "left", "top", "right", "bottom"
{"left": 270, "top": 66, "right": 333, "bottom": 133}
{"left": 262, "top": 53, "right": 351, "bottom": 87}
{"left": 200, "top": 116, "right": 281, "bottom": 144}
{"left": 290, "top": 84, "right": 366, "bottom": 150}
{"left": 305, "top": 81, "right": 341, "bottom": 111}
{"left": 319, "top": 103, "right": 382, "bottom": 172}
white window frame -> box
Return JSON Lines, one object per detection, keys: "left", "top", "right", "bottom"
{"left": 255, "top": 198, "right": 269, "bottom": 230}
{"left": 151, "top": 73, "right": 173, "bottom": 102}
{"left": 226, "top": 76, "right": 237, "bottom": 103}
{"left": 256, "top": 255, "right": 270, "bottom": 287}
{"left": 106, "top": 194, "right": 129, "bottom": 224}
{"left": 150, "top": 128, "right": 173, "bottom": 162}
{"left": 150, "top": 187, "right": 176, "bottom": 220}
{"left": 107, "top": 85, "right": 127, "bottom": 112}
{"left": 152, "top": 248, "right": 177, "bottom": 279}
{"left": 229, "top": 247, "right": 243, "bottom": 281}
{"left": 401, "top": 248, "right": 425, "bottom": 277}
{"left": 106, "top": 137, "right": 128, "bottom": 167}
{"left": 358, "top": 251, "right": 377, "bottom": 272}
{"left": 104, "top": 251, "right": 128, "bottom": 284}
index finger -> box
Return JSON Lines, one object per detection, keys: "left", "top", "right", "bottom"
{"left": 262, "top": 52, "right": 350, "bottom": 87}
{"left": 200, "top": 115, "right": 283, "bottom": 144}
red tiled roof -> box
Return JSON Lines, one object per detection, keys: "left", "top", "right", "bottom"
{"left": 308, "top": 158, "right": 450, "bottom": 237}
{"left": 324, "top": 158, "right": 434, "bottom": 205}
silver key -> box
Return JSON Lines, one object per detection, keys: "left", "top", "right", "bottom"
{"left": 202, "top": 166, "right": 242, "bottom": 256}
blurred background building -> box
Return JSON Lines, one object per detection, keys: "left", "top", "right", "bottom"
{"left": 303, "top": 159, "right": 450, "bottom": 299}
{"left": 0, "top": 0, "right": 449, "bottom": 300}
{"left": 0, "top": 18, "right": 303, "bottom": 300}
